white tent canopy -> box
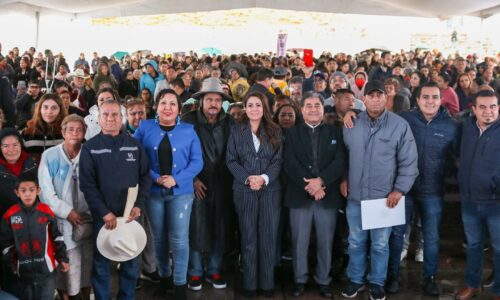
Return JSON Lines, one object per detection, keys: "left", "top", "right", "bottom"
{"left": 1, "top": 0, "right": 500, "bottom": 19}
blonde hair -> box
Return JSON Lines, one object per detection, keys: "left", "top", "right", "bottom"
{"left": 61, "top": 114, "right": 87, "bottom": 132}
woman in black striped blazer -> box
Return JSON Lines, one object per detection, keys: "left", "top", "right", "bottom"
{"left": 226, "top": 91, "right": 283, "bottom": 298}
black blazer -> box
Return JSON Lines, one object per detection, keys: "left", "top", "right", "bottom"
{"left": 226, "top": 122, "right": 282, "bottom": 193}
{"left": 283, "top": 122, "right": 346, "bottom": 209}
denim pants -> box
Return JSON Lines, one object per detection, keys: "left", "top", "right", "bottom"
{"left": 346, "top": 201, "right": 392, "bottom": 286}
{"left": 389, "top": 195, "right": 443, "bottom": 278}
{"left": 19, "top": 272, "right": 55, "bottom": 300}
{"left": 188, "top": 237, "right": 224, "bottom": 277}
{"left": 461, "top": 201, "right": 500, "bottom": 296}
{"left": 147, "top": 191, "right": 194, "bottom": 285}
{"left": 92, "top": 220, "right": 139, "bottom": 300}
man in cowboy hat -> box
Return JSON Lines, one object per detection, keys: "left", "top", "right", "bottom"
{"left": 181, "top": 77, "right": 235, "bottom": 291}
{"left": 69, "top": 68, "right": 94, "bottom": 114}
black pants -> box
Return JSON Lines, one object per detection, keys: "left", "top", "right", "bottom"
{"left": 19, "top": 273, "right": 55, "bottom": 300}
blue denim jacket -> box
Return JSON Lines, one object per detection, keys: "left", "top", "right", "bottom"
{"left": 134, "top": 119, "right": 203, "bottom": 196}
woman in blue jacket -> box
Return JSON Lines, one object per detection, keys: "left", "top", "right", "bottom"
{"left": 134, "top": 89, "right": 203, "bottom": 300}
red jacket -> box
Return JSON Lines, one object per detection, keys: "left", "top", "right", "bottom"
{"left": 0, "top": 200, "right": 68, "bottom": 282}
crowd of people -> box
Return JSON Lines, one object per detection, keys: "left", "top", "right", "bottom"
{"left": 0, "top": 42, "right": 498, "bottom": 300}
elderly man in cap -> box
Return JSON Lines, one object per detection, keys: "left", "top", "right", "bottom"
{"left": 79, "top": 99, "right": 152, "bottom": 300}
{"left": 181, "top": 77, "right": 235, "bottom": 291}
{"left": 341, "top": 80, "right": 418, "bottom": 300}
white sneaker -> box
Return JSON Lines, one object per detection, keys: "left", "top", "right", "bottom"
{"left": 415, "top": 248, "right": 424, "bottom": 262}
{"left": 400, "top": 249, "right": 408, "bottom": 262}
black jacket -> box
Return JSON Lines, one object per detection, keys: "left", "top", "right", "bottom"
{"left": 226, "top": 122, "right": 282, "bottom": 193}
{"left": 0, "top": 200, "right": 68, "bottom": 283}
{"left": 248, "top": 83, "right": 275, "bottom": 108}
{"left": 79, "top": 132, "right": 152, "bottom": 219}
{"left": 182, "top": 110, "right": 235, "bottom": 251}
{"left": 283, "top": 123, "right": 346, "bottom": 209}
{"left": 15, "top": 93, "right": 40, "bottom": 130}
{"left": 0, "top": 77, "right": 15, "bottom": 127}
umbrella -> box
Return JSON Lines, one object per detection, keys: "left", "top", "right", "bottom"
{"left": 202, "top": 47, "right": 222, "bottom": 56}
{"left": 111, "top": 51, "right": 128, "bottom": 60}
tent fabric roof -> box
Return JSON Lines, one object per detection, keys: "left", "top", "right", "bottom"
{"left": 1, "top": 0, "right": 500, "bottom": 19}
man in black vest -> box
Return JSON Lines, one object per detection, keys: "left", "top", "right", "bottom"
{"left": 283, "top": 92, "right": 346, "bottom": 299}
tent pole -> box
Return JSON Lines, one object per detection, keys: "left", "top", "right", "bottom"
{"left": 35, "top": 11, "right": 40, "bottom": 48}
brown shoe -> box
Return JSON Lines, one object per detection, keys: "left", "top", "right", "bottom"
{"left": 455, "top": 287, "right": 481, "bottom": 300}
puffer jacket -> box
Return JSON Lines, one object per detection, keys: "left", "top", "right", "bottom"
{"left": 343, "top": 110, "right": 419, "bottom": 202}
{"left": 401, "top": 107, "right": 459, "bottom": 196}
{"left": 458, "top": 116, "right": 500, "bottom": 203}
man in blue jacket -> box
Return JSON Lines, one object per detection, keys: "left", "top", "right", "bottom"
{"left": 79, "top": 99, "right": 151, "bottom": 300}
{"left": 455, "top": 90, "right": 500, "bottom": 300}
{"left": 386, "top": 82, "right": 459, "bottom": 296}
{"left": 341, "top": 80, "right": 418, "bottom": 300}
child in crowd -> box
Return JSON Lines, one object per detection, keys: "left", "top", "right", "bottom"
{"left": 0, "top": 173, "right": 69, "bottom": 300}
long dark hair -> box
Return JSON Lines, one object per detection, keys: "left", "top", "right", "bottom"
{"left": 239, "top": 91, "right": 281, "bottom": 150}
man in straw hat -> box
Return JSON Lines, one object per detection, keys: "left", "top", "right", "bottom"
{"left": 182, "top": 77, "right": 235, "bottom": 291}
{"left": 79, "top": 99, "right": 151, "bottom": 300}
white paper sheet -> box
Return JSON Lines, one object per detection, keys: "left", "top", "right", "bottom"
{"left": 361, "top": 197, "right": 405, "bottom": 230}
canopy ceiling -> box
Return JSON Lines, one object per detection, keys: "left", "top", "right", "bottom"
{"left": 1, "top": 0, "right": 500, "bottom": 19}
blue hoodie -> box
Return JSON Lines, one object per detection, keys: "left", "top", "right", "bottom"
{"left": 139, "top": 60, "right": 164, "bottom": 96}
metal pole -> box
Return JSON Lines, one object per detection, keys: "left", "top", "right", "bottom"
{"left": 35, "top": 11, "right": 40, "bottom": 48}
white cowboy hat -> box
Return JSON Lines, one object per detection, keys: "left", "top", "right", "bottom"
{"left": 68, "top": 69, "right": 90, "bottom": 79}
{"left": 96, "top": 217, "right": 147, "bottom": 262}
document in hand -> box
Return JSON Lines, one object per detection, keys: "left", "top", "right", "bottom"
{"left": 361, "top": 197, "right": 405, "bottom": 230}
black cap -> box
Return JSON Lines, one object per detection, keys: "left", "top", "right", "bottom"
{"left": 364, "top": 80, "right": 385, "bottom": 96}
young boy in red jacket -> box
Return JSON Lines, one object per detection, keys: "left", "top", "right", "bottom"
{"left": 0, "top": 173, "right": 69, "bottom": 300}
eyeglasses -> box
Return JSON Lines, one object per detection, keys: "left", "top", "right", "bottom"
{"left": 65, "top": 127, "right": 84, "bottom": 134}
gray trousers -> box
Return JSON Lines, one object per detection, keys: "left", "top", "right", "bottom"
{"left": 138, "top": 211, "right": 157, "bottom": 274}
{"left": 234, "top": 190, "right": 281, "bottom": 291}
{"left": 290, "top": 202, "right": 338, "bottom": 285}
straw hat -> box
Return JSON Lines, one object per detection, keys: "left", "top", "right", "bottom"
{"left": 96, "top": 218, "right": 147, "bottom": 262}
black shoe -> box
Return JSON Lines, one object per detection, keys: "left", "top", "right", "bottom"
{"left": 341, "top": 281, "right": 365, "bottom": 298}
{"left": 483, "top": 272, "right": 494, "bottom": 289}
{"left": 262, "top": 289, "right": 274, "bottom": 298}
{"left": 135, "top": 279, "right": 142, "bottom": 290}
{"left": 369, "top": 284, "right": 386, "bottom": 300}
{"left": 187, "top": 275, "right": 203, "bottom": 291}
{"left": 292, "top": 283, "right": 305, "bottom": 297}
{"left": 422, "top": 276, "right": 440, "bottom": 296}
{"left": 319, "top": 284, "right": 334, "bottom": 299}
{"left": 174, "top": 284, "right": 187, "bottom": 300}
{"left": 154, "top": 277, "right": 173, "bottom": 297}
{"left": 242, "top": 289, "right": 257, "bottom": 298}
{"left": 206, "top": 273, "right": 227, "bottom": 289}
{"left": 140, "top": 269, "right": 161, "bottom": 283}
{"left": 385, "top": 274, "right": 399, "bottom": 294}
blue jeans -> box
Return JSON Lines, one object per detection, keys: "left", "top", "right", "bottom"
{"left": 389, "top": 195, "right": 443, "bottom": 278}
{"left": 346, "top": 201, "right": 392, "bottom": 286}
{"left": 92, "top": 220, "right": 139, "bottom": 300}
{"left": 147, "top": 191, "right": 194, "bottom": 285}
{"left": 462, "top": 202, "right": 500, "bottom": 295}
{"left": 188, "top": 238, "right": 224, "bottom": 277}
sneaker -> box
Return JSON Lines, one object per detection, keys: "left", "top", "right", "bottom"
{"left": 206, "top": 273, "right": 227, "bottom": 289}
{"left": 422, "top": 276, "right": 440, "bottom": 296}
{"left": 369, "top": 284, "right": 386, "bottom": 300}
{"left": 319, "top": 284, "right": 333, "bottom": 299}
{"left": 341, "top": 281, "right": 365, "bottom": 298}
{"left": 483, "top": 272, "right": 494, "bottom": 289}
{"left": 188, "top": 276, "right": 203, "bottom": 291}
{"left": 400, "top": 248, "right": 408, "bottom": 262}
{"left": 415, "top": 248, "right": 424, "bottom": 263}
{"left": 140, "top": 269, "right": 161, "bottom": 283}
